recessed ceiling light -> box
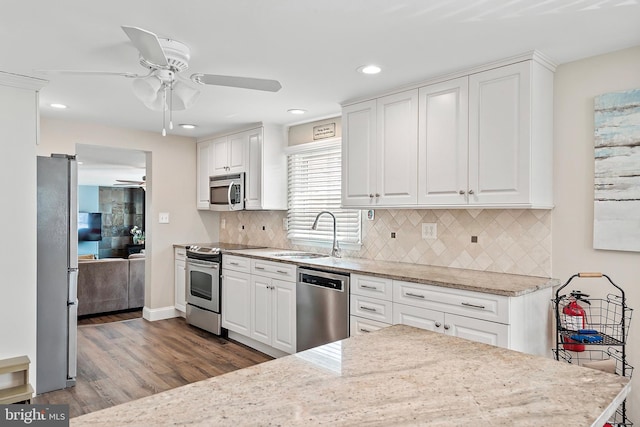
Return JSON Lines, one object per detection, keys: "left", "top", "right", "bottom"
{"left": 179, "top": 124, "right": 197, "bottom": 129}
{"left": 288, "top": 109, "right": 306, "bottom": 115}
{"left": 357, "top": 65, "right": 382, "bottom": 75}
{"left": 50, "top": 103, "right": 68, "bottom": 109}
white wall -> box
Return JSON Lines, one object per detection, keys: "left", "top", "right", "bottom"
{"left": 0, "top": 73, "right": 46, "bottom": 389}
{"left": 553, "top": 45, "right": 640, "bottom": 421}
{"left": 38, "top": 118, "right": 220, "bottom": 317}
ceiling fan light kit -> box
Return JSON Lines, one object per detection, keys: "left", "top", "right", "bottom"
{"left": 40, "top": 25, "right": 283, "bottom": 136}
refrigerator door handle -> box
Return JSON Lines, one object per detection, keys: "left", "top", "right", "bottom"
{"left": 68, "top": 269, "right": 78, "bottom": 303}
{"left": 67, "top": 301, "right": 78, "bottom": 379}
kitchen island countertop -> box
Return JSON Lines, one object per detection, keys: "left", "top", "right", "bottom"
{"left": 71, "top": 324, "right": 629, "bottom": 426}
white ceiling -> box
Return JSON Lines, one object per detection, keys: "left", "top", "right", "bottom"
{"left": 3, "top": 1, "right": 640, "bottom": 143}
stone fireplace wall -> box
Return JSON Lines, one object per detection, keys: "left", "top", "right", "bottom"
{"left": 98, "top": 187, "right": 144, "bottom": 258}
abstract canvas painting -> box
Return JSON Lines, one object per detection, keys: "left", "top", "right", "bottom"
{"left": 593, "top": 88, "right": 640, "bottom": 252}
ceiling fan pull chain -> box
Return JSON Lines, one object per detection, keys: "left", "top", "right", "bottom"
{"left": 169, "top": 80, "right": 174, "bottom": 130}
{"left": 162, "top": 85, "right": 167, "bottom": 136}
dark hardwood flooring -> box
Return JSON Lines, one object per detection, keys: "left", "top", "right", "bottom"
{"left": 77, "top": 309, "right": 143, "bottom": 325}
{"left": 34, "top": 314, "right": 273, "bottom": 418}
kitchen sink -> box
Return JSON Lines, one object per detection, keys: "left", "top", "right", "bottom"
{"left": 272, "top": 252, "right": 329, "bottom": 259}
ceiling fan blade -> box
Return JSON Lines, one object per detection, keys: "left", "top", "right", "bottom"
{"left": 35, "top": 69, "right": 141, "bottom": 78}
{"left": 116, "top": 179, "right": 145, "bottom": 184}
{"left": 121, "top": 26, "right": 168, "bottom": 68}
{"left": 191, "top": 74, "right": 282, "bottom": 92}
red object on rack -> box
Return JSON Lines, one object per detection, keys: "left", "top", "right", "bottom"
{"left": 563, "top": 297, "right": 586, "bottom": 352}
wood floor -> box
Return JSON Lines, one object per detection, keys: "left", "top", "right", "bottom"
{"left": 33, "top": 314, "right": 273, "bottom": 418}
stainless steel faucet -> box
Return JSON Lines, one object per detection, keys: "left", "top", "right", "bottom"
{"left": 311, "top": 211, "right": 341, "bottom": 258}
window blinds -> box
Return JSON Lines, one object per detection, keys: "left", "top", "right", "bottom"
{"left": 287, "top": 141, "right": 361, "bottom": 244}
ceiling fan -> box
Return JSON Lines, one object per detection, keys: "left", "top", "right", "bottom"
{"left": 42, "top": 26, "right": 282, "bottom": 135}
{"left": 114, "top": 176, "right": 146, "bottom": 190}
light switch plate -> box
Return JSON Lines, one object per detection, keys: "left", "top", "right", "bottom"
{"left": 159, "top": 212, "right": 170, "bottom": 224}
{"left": 422, "top": 223, "right": 437, "bottom": 239}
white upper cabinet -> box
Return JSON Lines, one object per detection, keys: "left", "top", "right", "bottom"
{"left": 196, "top": 140, "right": 212, "bottom": 210}
{"left": 211, "top": 132, "right": 248, "bottom": 176}
{"left": 343, "top": 52, "right": 555, "bottom": 209}
{"left": 342, "top": 90, "right": 418, "bottom": 207}
{"left": 418, "top": 77, "right": 469, "bottom": 205}
{"left": 244, "top": 125, "right": 287, "bottom": 210}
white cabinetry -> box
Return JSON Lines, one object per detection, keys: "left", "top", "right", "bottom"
{"left": 196, "top": 141, "right": 212, "bottom": 210}
{"left": 222, "top": 255, "right": 296, "bottom": 356}
{"left": 392, "top": 279, "right": 550, "bottom": 355}
{"left": 344, "top": 52, "right": 555, "bottom": 209}
{"left": 211, "top": 132, "right": 248, "bottom": 176}
{"left": 244, "top": 125, "right": 287, "bottom": 210}
{"left": 174, "top": 247, "right": 186, "bottom": 313}
{"left": 221, "top": 255, "right": 252, "bottom": 335}
{"left": 349, "top": 274, "right": 393, "bottom": 337}
{"left": 342, "top": 90, "right": 418, "bottom": 207}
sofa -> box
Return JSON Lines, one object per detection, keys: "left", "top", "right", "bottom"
{"left": 77, "top": 255, "right": 145, "bottom": 316}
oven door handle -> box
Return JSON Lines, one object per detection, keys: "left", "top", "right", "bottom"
{"left": 187, "top": 258, "right": 220, "bottom": 268}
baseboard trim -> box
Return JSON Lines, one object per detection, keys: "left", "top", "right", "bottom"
{"left": 227, "top": 331, "right": 289, "bottom": 359}
{"left": 142, "top": 306, "right": 181, "bottom": 321}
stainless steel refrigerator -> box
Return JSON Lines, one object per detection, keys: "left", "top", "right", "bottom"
{"left": 36, "top": 154, "right": 78, "bottom": 393}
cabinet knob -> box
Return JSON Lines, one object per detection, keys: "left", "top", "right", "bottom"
{"left": 443, "top": 324, "right": 450, "bottom": 330}
{"left": 435, "top": 322, "right": 441, "bottom": 328}
{"left": 468, "top": 189, "right": 475, "bottom": 195}
{"left": 369, "top": 194, "right": 374, "bottom": 198}
{"left": 375, "top": 193, "right": 380, "bottom": 198}
{"left": 459, "top": 190, "right": 466, "bottom": 195}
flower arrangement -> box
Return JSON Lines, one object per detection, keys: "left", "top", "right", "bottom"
{"left": 130, "top": 225, "right": 145, "bottom": 244}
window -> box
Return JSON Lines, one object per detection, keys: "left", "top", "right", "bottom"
{"left": 287, "top": 139, "right": 361, "bottom": 248}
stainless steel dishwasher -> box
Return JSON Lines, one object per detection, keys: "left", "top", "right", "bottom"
{"left": 296, "top": 267, "right": 350, "bottom": 352}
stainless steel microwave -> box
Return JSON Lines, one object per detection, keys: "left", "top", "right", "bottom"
{"left": 209, "top": 172, "right": 245, "bottom": 211}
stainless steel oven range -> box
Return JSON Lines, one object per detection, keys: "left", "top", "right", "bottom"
{"left": 185, "top": 243, "right": 265, "bottom": 335}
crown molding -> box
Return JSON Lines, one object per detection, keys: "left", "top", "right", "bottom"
{"left": 0, "top": 71, "right": 48, "bottom": 91}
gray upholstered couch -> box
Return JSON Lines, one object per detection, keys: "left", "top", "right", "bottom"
{"left": 77, "top": 254, "right": 145, "bottom": 316}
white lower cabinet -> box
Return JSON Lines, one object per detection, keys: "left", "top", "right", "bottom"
{"left": 393, "top": 303, "right": 508, "bottom": 348}
{"left": 174, "top": 248, "right": 186, "bottom": 313}
{"left": 250, "top": 275, "right": 296, "bottom": 354}
{"left": 349, "top": 316, "right": 390, "bottom": 336}
{"left": 222, "top": 255, "right": 296, "bottom": 356}
{"left": 349, "top": 274, "right": 393, "bottom": 337}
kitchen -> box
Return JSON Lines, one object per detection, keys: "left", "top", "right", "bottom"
{"left": 1, "top": 1, "right": 640, "bottom": 425}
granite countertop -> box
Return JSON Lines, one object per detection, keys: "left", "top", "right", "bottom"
{"left": 71, "top": 325, "right": 629, "bottom": 426}
{"left": 224, "top": 248, "right": 558, "bottom": 297}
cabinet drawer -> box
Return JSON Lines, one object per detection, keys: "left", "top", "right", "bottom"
{"left": 351, "top": 274, "right": 393, "bottom": 301}
{"left": 251, "top": 259, "right": 296, "bottom": 282}
{"left": 174, "top": 247, "right": 186, "bottom": 260}
{"left": 393, "top": 280, "right": 509, "bottom": 324}
{"left": 223, "top": 255, "right": 251, "bottom": 273}
{"left": 350, "top": 294, "right": 393, "bottom": 324}
{"left": 350, "top": 315, "right": 390, "bottom": 337}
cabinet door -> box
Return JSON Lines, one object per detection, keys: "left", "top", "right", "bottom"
{"left": 376, "top": 90, "right": 418, "bottom": 206}
{"left": 250, "top": 275, "right": 272, "bottom": 345}
{"left": 174, "top": 259, "right": 186, "bottom": 312}
{"left": 444, "top": 313, "right": 508, "bottom": 348}
{"left": 271, "top": 279, "right": 296, "bottom": 354}
{"left": 244, "top": 128, "right": 263, "bottom": 210}
{"left": 341, "top": 100, "right": 377, "bottom": 207}
{"left": 418, "top": 77, "right": 469, "bottom": 205}
{"left": 211, "top": 136, "right": 229, "bottom": 176}
{"left": 221, "top": 270, "right": 251, "bottom": 335}
{"left": 469, "top": 61, "right": 531, "bottom": 205}
{"left": 393, "top": 303, "right": 445, "bottom": 333}
{"left": 196, "top": 141, "right": 211, "bottom": 209}
{"left": 227, "top": 131, "right": 248, "bottom": 173}
{"left": 350, "top": 316, "right": 390, "bottom": 337}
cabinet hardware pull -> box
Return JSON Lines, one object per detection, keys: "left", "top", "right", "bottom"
{"left": 360, "top": 305, "right": 377, "bottom": 312}
{"left": 468, "top": 189, "right": 475, "bottom": 195}
{"left": 359, "top": 328, "right": 372, "bottom": 333}
{"left": 369, "top": 194, "right": 374, "bottom": 198}
{"left": 276, "top": 270, "right": 289, "bottom": 274}
{"left": 229, "top": 262, "right": 239, "bottom": 266}
{"left": 255, "top": 266, "right": 265, "bottom": 270}
{"left": 435, "top": 322, "right": 442, "bottom": 328}
{"left": 444, "top": 324, "right": 450, "bottom": 330}
{"left": 361, "top": 285, "right": 377, "bottom": 290}
{"left": 405, "top": 292, "right": 425, "bottom": 299}
{"left": 459, "top": 190, "right": 465, "bottom": 195}
{"left": 375, "top": 193, "right": 380, "bottom": 197}
{"left": 461, "top": 302, "right": 485, "bottom": 309}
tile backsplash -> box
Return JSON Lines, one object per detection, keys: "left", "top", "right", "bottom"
{"left": 219, "top": 208, "right": 551, "bottom": 277}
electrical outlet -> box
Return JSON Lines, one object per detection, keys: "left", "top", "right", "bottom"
{"left": 159, "top": 212, "right": 170, "bottom": 224}
{"left": 422, "top": 223, "right": 437, "bottom": 239}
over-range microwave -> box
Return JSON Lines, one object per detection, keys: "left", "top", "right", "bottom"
{"left": 210, "top": 172, "right": 245, "bottom": 211}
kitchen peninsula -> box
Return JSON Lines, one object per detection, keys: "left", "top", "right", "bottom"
{"left": 71, "top": 325, "right": 628, "bottom": 426}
